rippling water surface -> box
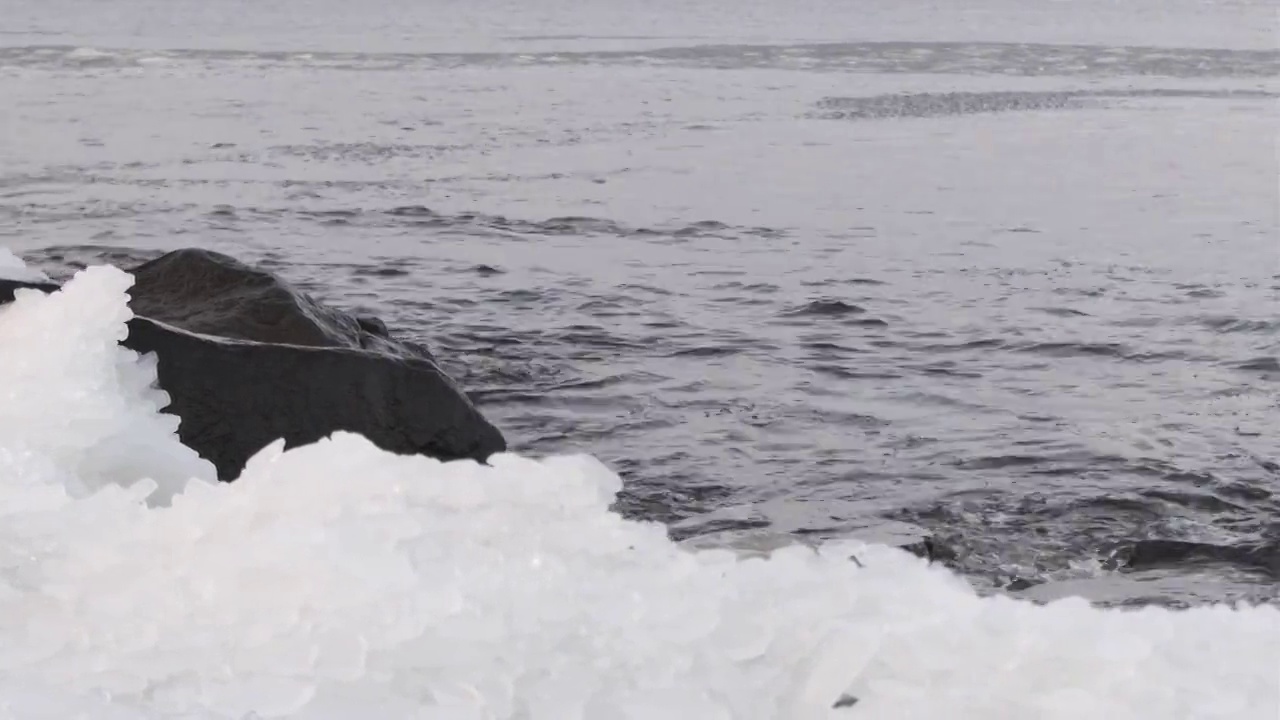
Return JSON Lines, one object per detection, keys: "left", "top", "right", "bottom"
{"left": 2, "top": 0, "right": 1277, "bottom": 606}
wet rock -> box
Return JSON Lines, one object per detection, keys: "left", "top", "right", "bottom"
{"left": 0, "top": 278, "right": 60, "bottom": 302}
{"left": 3, "top": 250, "right": 507, "bottom": 480}
{"left": 126, "top": 249, "right": 421, "bottom": 355}
{"left": 1004, "top": 577, "right": 1039, "bottom": 592}
{"left": 901, "top": 535, "right": 958, "bottom": 564}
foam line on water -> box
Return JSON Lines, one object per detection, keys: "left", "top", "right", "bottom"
{"left": 0, "top": 256, "right": 1276, "bottom": 719}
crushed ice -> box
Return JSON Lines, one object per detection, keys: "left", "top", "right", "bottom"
{"left": 0, "top": 249, "right": 51, "bottom": 284}
{"left": 0, "top": 257, "right": 1276, "bottom": 719}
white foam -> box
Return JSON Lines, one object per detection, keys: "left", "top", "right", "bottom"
{"left": 0, "top": 261, "right": 1276, "bottom": 719}
{"left": 66, "top": 47, "right": 116, "bottom": 59}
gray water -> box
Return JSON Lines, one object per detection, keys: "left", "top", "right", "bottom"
{"left": 2, "top": 0, "right": 1277, "bottom": 607}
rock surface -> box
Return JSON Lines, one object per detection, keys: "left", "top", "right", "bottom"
{"left": 127, "top": 249, "right": 407, "bottom": 353}
{"left": 2, "top": 250, "right": 507, "bottom": 480}
{"left": 1, "top": 278, "right": 60, "bottom": 302}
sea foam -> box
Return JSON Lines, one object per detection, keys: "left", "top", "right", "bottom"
{"left": 0, "top": 259, "right": 1276, "bottom": 719}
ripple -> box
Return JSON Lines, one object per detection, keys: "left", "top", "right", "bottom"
{"left": 781, "top": 299, "right": 868, "bottom": 317}
{"left": 207, "top": 204, "right": 791, "bottom": 241}
{"left": 1196, "top": 316, "right": 1278, "bottom": 333}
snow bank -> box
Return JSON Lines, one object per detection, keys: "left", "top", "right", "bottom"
{"left": 0, "top": 258, "right": 1276, "bottom": 719}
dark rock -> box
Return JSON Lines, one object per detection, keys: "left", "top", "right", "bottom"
{"left": 901, "top": 535, "right": 958, "bottom": 564}
{"left": 1005, "top": 577, "right": 1039, "bottom": 592}
{"left": 832, "top": 694, "right": 859, "bottom": 709}
{"left": 126, "top": 249, "right": 418, "bottom": 355}
{"left": 122, "top": 316, "right": 505, "bottom": 480}
{"left": 3, "top": 250, "right": 507, "bottom": 480}
{"left": 1, "top": 278, "right": 60, "bottom": 302}
{"left": 356, "top": 314, "right": 389, "bottom": 339}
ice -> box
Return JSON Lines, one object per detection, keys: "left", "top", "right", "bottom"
{"left": 0, "top": 260, "right": 1277, "bottom": 719}
{"left": 0, "top": 263, "right": 217, "bottom": 506}
{"left": 0, "top": 249, "right": 50, "bottom": 284}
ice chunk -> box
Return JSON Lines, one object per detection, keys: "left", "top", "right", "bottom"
{"left": 0, "top": 264, "right": 216, "bottom": 504}
{"left": 0, "top": 248, "right": 50, "bottom": 283}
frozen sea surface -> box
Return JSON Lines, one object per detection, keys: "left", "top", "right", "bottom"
{"left": 0, "top": 0, "right": 1278, "bottom": 624}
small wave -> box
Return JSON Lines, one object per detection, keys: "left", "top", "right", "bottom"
{"left": 1012, "top": 341, "right": 1128, "bottom": 358}
{"left": 225, "top": 204, "right": 788, "bottom": 241}
{"left": 803, "top": 340, "right": 865, "bottom": 353}
{"left": 1034, "top": 306, "right": 1091, "bottom": 318}
{"left": 1185, "top": 288, "right": 1226, "bottom": 299}
{"left": 664, "top": 345, "right": 744, "bottom": 358}
{"left": 1197, "top": 316, "right": 1279, "bottom": 333}
{"left": 915, "top": 338, "right": 1005, "bottom": 352}
{"left": 1233, "top": 356, "right": 1280, "bottom": 372}
{"left": 911, "top": 363, "right": 983, "bottom": 378}
{"left": 1119, "top": 539, "right": 1280, "bottom": 578}
{"left": 954, "top": 454, "right": 1050, "bottom": 470}
{"left": 1139, "top": 488, "right": 1245, "bottom": 515}
{"left": 782, "top": 299, "right": 867, "bottom": 317}
{"left": 18, "top": 244, "right": 161, "bottom": 280}
{"left": 711, "top": 281, "right": 781, "bottom": 293}
{"left": 1010, "top": 341, "right": 1195, "bottom": 362}
{"left": 810, "top": 364, "right": 903, "bottom": 380}
{"left": 352, "top": 266, "right": 411, "bottom": 278}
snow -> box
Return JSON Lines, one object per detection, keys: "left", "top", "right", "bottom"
{"left": 0, "top": 255, "right": 1277, "bottom": 718}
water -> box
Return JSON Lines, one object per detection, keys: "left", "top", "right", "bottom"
{"left": 1, "top": 0, "right": 1278, "bottom": 613}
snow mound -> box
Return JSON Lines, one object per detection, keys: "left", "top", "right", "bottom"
{"left": 0, "top": 259, "right": 1276, "bottom": 720}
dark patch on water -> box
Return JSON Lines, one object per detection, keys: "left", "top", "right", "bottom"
{"left": 812, "top": 90, "right": 1085, "bottom": 120}
{"left": 812, "top": 87, "right": 1280, "bottom": 121}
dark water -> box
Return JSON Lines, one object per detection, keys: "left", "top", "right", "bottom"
{"left": 4, "top": 33, "right": 1278, "bottom": 606}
